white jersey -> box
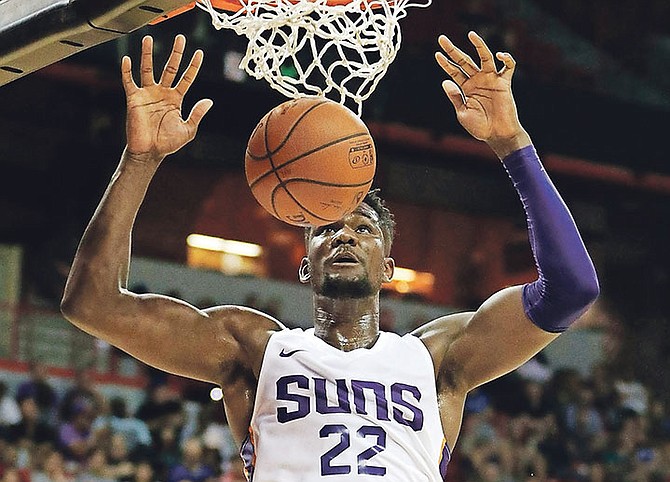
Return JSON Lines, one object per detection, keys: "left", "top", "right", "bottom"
{"left": 241, "top": 328, "right": 450, "bottom": 481}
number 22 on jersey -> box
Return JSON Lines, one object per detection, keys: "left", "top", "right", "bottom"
{"left": 320, "top": 424, "right": 387, "bottom": 476}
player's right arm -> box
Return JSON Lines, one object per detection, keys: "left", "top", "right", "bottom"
{"left": 61, "top": 35, "right": 280, "bottom": 384}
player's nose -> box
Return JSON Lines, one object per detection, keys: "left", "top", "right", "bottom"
{"left": 331, "top": 226, "right": 357, "bottom": 247}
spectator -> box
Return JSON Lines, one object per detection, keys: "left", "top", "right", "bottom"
{"left": 614, "top": 368, "right": 649, "bottom": 416}
{"left": 57, "top": 399, "right": 98, "bottom": 466}
{"left": 75, "top": 448, "right": 114, "bottom": 482}
{"left": 60, "top": 368, "right": 105, "bottom": 422}
{"left": 588, "top": 363, "right": 620, "bottom": 429}
{"left": 543, "top": 368, "right": 582, "bottom": 421}
{"left": 221, "top": 456, "right": 246, "bottom": 482}
{"left": 0, "top": 383, "right": 21, "bottom": 428}
{"left": 131, "top": 460, "right": 157, "bottom": 482}
{"left": 504, "top": 415, "right": 547, "bottom": 480}
{"left": 106, "top": 433, "right": 136, "bottom": 481}
{"left": 562, "top": 381, "right": 605, "bottom": 458}
{"left": 0, "top": 469, "right": 21, "bottom": 482}
{"left": 167, "top": 438, "right": 216, "bottom": 482}
{"left": 92, "top": 397, "right": 152, "bottom": 457}
{"left": 15, "top": 362, "right": 57, "bottom": 422}
{"left": 602, "top": 409, "right": 650, "bottom": 479}
{"left": 3, "top": 394, "right": 57, "bottom": 447}
{"left": 29, "top": 447, "right": 74, "bottom": 482}
{"left": 516, "top": 354, "right": 553, "bottom": 384}
{"left": 136, "top": 384, "right": 183, "bottom": 436}
{"left": 648, "top": 395, "right": 670, "bottom": 441}
{"left": 153, "top": 426, "right": 181, "bottom": 479}
{"left": 199, "top": 403, "right": 237, "bottom": 473}
{"left": 655, "top": 438, "right": 670, "bottom": 480}
{"left": 464, "top": 387, "right": 492, "bottom": 416}
{"left": 515, "top": 379, "right": 552, "bottom": 420}
{"left": 536, "top": 414, "right": 573, "bottom": 479}
{"left": 459, "top": 408, "right": 499, "bottom": 456}
{"left": 459, "top": 409, "right": 516, "bottom": 482}
{"left": 466, "top": 451, "right": 515, "bottom": 482}
{"left": 0, "top": 445, "right": 29, "bottom": 482}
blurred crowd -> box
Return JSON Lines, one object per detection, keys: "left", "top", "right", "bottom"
{"left": 448, "top": 356, "right": 670, "bottom": 482}
{"left": 2, "top": 355, "right": 670, "bottom": 482}
{"left": 0, "top": 363, "right": 245, "bottom": 482}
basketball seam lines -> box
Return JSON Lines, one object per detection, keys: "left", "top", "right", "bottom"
{"left": 269, "top": 180, "right": 371, "bottom": 224}
{"left": 246, "top": 100, "right": 330, "bottom": 160}
{"left": 263, "top": 110, "right": 287, "bottom": 220}
{"left": 279, "top": 178, "right": 372, "bottom": 188}
{"left": 248, "top": 132, "right": 370, "bottom": 190}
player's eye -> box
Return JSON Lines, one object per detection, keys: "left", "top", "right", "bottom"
{"left": 356, "top": 225, "right": 372, "bottom": 233}
{"left": 315, "top": 225, "right": 335, "bottom": 235}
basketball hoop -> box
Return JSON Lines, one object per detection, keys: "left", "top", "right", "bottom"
{"left": 195, "top": 0, "right": 431, "bottom": 115}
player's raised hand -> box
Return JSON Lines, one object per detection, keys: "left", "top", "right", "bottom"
{"left": 435, "top": 31, "right": 530, "bottom": 157}
{"left": 121, "top": 35, "right": 213, "bottom": 163}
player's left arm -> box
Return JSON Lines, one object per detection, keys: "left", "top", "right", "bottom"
{"left": 421, "top": 31, "right": 599, "bottom": 393}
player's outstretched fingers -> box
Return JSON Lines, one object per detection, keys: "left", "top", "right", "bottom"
{"left": 437, "top": 35, "right": 479, "bottom": 77}
{"left": 435, "top": 50, "right": 468, "bottom": 87}
{"left": 185, "top": 99, "right": 214, "bottom": 134}
{"left": 160, "top": 35, "right": 186, "bottom": 88}
{"left": 468, "top": 31, "right": 496, "bottom": 73}
{"left": 175, "top": 50, "right": 204, "bottom": 97}
{"left": 496, "top": 52, "right": 516, "bottom": 81}
{"left": 121, "top": 56, "right": 138, "bottom": 96}
{"left": 140, "top": 36, "right": 156, "bottom": 87}
{"left": 441, "top": 80, "right": 465, "bottom": 112}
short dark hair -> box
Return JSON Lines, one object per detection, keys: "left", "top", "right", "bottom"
{"left": 304, "top": 189, "right": 396, "bottom": 254}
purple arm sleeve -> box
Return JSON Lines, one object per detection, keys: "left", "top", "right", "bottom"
{"left": 503, "top": 145, "right": 600, "bottom": 333}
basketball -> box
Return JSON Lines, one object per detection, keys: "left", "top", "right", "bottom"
{"left": 245, "top": 97, "right": 376, "bottom": 227}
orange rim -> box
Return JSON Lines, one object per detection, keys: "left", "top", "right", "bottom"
{"left": 150, "top": 0, "right": 388, "bottom": 23}
{"left": 149, "top": 2, "right": 198, "bottom": 23}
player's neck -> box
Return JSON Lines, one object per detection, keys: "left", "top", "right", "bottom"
{"left": 313, "top": 295, "right": 380, "bottom": 352}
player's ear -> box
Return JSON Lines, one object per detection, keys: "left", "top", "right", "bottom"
{"left": 382, "top": 257, "right": 395, "bottom": 283}
{"left": 298, "top": 257, "right": 311, "bottom": 283}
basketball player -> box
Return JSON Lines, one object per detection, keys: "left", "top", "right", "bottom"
{"left": 61, "top": 32, "right": 599, "bottom": 480}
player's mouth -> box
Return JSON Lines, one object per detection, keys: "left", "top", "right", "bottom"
{"left": 330, "top": 251, "right": 360, "bottom": 266}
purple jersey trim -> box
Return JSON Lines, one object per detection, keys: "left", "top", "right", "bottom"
{"left": 240, "top": 433, "right": 255, "bottom": 481}
{"left": 439, "top": 439, "right": 451, "bottom": 480}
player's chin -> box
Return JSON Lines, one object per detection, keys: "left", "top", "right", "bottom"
{"left": 319, "top": 276, "right": 374, "bottom": 299}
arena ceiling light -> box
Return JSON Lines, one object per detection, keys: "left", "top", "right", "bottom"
{"left": 393, "top": 267, "right": 419, "bottom": 282}
{"left": 186, "top": 234, "right": 263, "bottom": 258}
{"left": 389, "top": 267, "right": 435, "bottom": 297}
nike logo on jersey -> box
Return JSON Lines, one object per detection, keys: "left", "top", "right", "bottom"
{"left": 279, "top": 349, "right": 306, "bottom": 358}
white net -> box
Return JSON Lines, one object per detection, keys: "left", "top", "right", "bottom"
{"left": 196, "top": 0, "right": 431, "bottom": 115}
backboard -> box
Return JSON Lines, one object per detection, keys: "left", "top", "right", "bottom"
{"left": 0, "top": 0, "right": 192, "bottom": 87}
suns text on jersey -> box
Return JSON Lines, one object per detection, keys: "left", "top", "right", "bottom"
{"left": 276, "top": 375, "right": 424, "bottom": 431}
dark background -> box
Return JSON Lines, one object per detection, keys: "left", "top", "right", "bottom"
{"left": 1, "top": 0, "right": 669, "bottom": 389}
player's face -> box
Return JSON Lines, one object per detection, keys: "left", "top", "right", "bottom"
{"left": 301, "top": 203, "right": 394, "bottom": 298}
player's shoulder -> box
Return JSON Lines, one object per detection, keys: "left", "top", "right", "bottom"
{"left": 204, "top": 304, "right": 288, "bottom": 376}
{"left": 267, "top": 326, "right": 345, "bottom": 348}
{"left": 204, "top": 304, "right": 286, "bottom": 340}
{"left": 410, "top": 311, "right": 475, "bottom": 383}
{"left": 410, "top": 311, "right": 474, "bottom": 340}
